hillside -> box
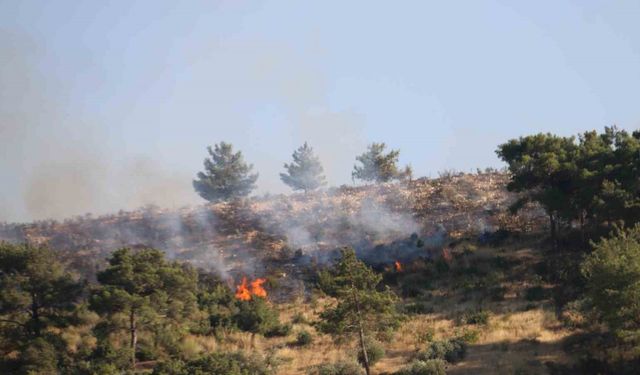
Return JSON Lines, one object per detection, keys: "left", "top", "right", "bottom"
{"left": 1, "top": 171, "right": 576, "bottom": 374}
{"left": 0, "top": 172, "right": 544, "bottom": 282}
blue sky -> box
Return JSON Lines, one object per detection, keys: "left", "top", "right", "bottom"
{"left": 1, "top": 0, "right": 639, "bottom": 221}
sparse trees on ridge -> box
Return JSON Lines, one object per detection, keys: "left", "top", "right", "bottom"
{"left": 352, "top": 143, "right": 412, "bottom": 183}
{"left": 193, "top": 142, "right": 258, "bottom": 202}
{"left": 280, "top": 142, "right": 326, "bottom": 193}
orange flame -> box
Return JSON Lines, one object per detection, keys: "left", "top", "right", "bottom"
{"left": 235, "top": 277, "right": 268, "bottom": 301}
{"left": 235, "top": 277, "right": 252, "bottom": 301}
{"left": 250, "top": 278, "right": 267, "bottom": 298}
{"left": 395, "top": 260, "right": 403, "bottom": 272}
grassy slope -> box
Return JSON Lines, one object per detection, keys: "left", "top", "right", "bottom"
{"left": 184, "top": 236, "right": 576, "bottom": 375}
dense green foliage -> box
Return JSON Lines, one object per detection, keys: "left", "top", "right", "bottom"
{"left": 0, "top": 243, "right": 84, "bottom": 374}
{"left": 497, "top": 127, "right": 640, "bottom": 239}
{"left": 307, "top": 360, "right": 365, "bottom": 375}
{"left": 394, "top": 359, "right": 447, "bottom": 375}
{"left": 280, "top": 142, "right": 326, "bottom": 192}
{"left": 352, "top": 143, "right": 412, "bottom": 183}
{"left": 0, "top": 242, "right": 292, "bottom": 374}
{"left": 416, "top": 338, "right": 466, "bottom": 364}
{"left": 152, "top": 351, "right": 273, "bottom": 375}
{"left": 582, "top": 224, "right": 640, "bottom": 350}
{"left": 193, "top": 142, "right": 259, "bottom": 202}
{"left": 90, "top": 248, "right": 199, "bottom": 369}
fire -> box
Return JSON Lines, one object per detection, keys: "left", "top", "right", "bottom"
{"left": 394, "top": 260, "right": 403, "bottom": 272}
{"left": 235, "top": 277, "right": 252, "bottom": 301}
{"left": 250, "top": 278, "right": 267, "bottom": 298}
{"left": 235, "top": 277, "right": 268, "bottom": 301}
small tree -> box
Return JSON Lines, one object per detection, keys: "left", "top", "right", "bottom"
{"left": 317, "top": 248, "right": 401, "bottom": 375}
{"left": 352, "top": 143, "right": 410, "bottom": 183}
{"left": 0, "top": 243, "right": 83, "bottom": 340}
{"left": 280, "top": 142, "right": 326, "bottom": 193}
{"left": 193, "top": 142, "right": 258, "bottom": 202}
{"left": 582, "top": 224, "right": 640, "bottom": 350}
{"left": 90, "top": 248, "right": 198, "bottom": 369}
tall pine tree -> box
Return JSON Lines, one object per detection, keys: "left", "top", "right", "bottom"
{"left": 317, "top": 248, "right": 401, "bottom": 375}
{"left": 352, "top": 143, "right": 411, "bottom": 183}
{"left": 193, "top": 142, "right": 258, "bottom": 202}
{"left": 280, "top": 142, "right": 326, "bottom": 193}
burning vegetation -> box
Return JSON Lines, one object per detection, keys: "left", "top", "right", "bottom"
{"left": 235, "top": 277, "right": 268, "bottom": 301}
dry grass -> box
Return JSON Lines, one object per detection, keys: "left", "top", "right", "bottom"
{"left": 177, "top": 241, "right": 577, "bottom": 375}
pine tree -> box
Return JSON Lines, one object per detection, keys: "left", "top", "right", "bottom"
{"left": 280, "top": 142, "right": 326, "bottom": 193}
{"left": 352, "top": 143, "right": 410, "bottom": 183}
{"left": 0, "top": 243, "right": 83, "bottom": 340}
{"left": 90, "top": 248, "right": 198, "bottom": 369}
{"left": 317, "top": 248, "right": 401, "bottom": 375}
{"left": 193, "top": 142, "right": 258, "bottom": 202}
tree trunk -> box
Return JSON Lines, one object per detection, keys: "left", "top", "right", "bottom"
{"left": 351, "top": 281, "right": 370, "bottom": 375}
{"left": 129, "top": 309, "right": 137, "bottom": 369}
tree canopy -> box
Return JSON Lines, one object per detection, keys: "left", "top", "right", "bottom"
{"left": 352, "top": 143, "right": 411, "bottom": 183}
{"left": 90, "top": 248, "right": 198, "bottom": 369}
{"left": 497, "top": 127, "right": 640, "bottom": 240}
{"left": 193, "top": 142, "right": 259, "bottom": 202}
{"left": 582, "top": 224, "right": 640, "bottom": 349}
{"left": 280, "top": 142, "right": 326, "bottom": 192}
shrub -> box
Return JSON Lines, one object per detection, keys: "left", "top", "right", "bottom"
{"left": 291, "top": 312, "right": 308, "bottom": 325}
{"left": 152, "top": 351, "right": 272, "bottom": 375}
{"left": 296, "top": 330, "right": 313, "bottom": 346}
{"left": 394, "top": 359, "right": 447, "bottom": 375}
{"left": 417, "top": 338, "right": 467, "bottom": 363}
{"left": 307, "top": 360, "right": 365, "bottom": 375}
{"left": 357, "top": 339, "right": 385, "bottom": 367}
{"left": 234, "top": 299, "right": 289, "bottom": 337}
{"left": 264, "top": 323, "right": 292, "bottom": 338}
{"left": 458, "top": 309, "right": 490, "bottom": 325}
{"left": 457, "top": 328, "right": 480, "bottom": 344}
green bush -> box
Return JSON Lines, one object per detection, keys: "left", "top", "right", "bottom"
{"left": 357, "top": 339, "right": 385, "bottom": 367}
{"left": 296, "top": 330, "right": 313, "bottom": 346}
{"left": 234, "top": 299, "right": 289, "bottom": 337}
{"left": 458, "top": 309, "right": 490, "bottom": 325}
{"left": 152, "top": 351, "right": 272, "bottom": 375}
{"left": 307, "top": 360, "right": 365, "bottom": 375}
{"left": 394, "top": 359, "right": 447, "bottom": 375}
{"left": 264, "top": 323, "right": 292, "bottom": 338}
{"left": 416, "top": 338, "right": 466, "bottom": 363}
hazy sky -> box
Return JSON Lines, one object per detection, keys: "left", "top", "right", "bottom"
{"left": 1, "top": 0, "right": 639, "bottom": 222}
